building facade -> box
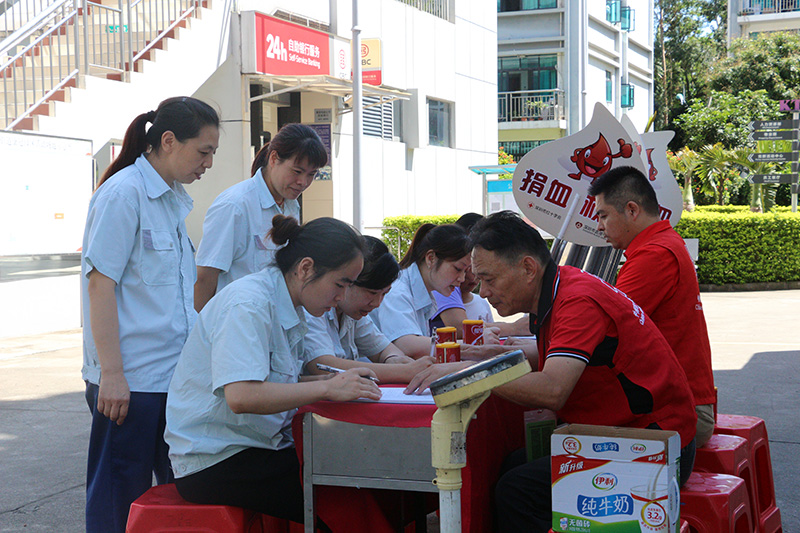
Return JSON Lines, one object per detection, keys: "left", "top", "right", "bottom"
{"left": 496, "top": 0, "right": 654, "bottom": 163}
{"left": 727, "top": 0, "right": 800, "bottom": 45}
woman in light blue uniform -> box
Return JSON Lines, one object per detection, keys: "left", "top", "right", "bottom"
{"left": 193, "top": 124, "right": 326, "bottom": 311}
{"left": 370, "top": 224, "right": 472, "bottom": 358}
{"left": 165, "top": 215, "right": 381, "bottom": 524}
{"left": 304, "top": 236, "right": 435, "bottom": 383}
{"left": 81, "top": 96, "right": 219, "bottom": 533}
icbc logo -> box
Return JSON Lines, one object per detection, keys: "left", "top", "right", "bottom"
{"left": 338, "top": 49, "right": 346, "bottom": 69}
{"left": 361, "top": 43, "right": 369, "bottom": 57}
{"left": 562, "top": 437, "right": 581, "bottom": 455}
{"left": 575, "top": 221, "right": 583, "bottom": 229}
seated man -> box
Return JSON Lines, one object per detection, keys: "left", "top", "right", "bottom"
{"left": 406, "top": 210, "right": 697, "bottom": 533}
{"left": 590, "top": 166, "right": 716, "bottom": 446}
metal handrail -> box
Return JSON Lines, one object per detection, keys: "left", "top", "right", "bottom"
{"left": 2, "top": 0, "right": 202, "bottom": 130}
{"left": 497, "top": 89, "right": 565, "bottom": 123}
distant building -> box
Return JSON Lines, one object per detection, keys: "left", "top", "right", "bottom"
{"left": 727, "top": 0, "right": 800, "bottom": 45}
{"left": 496, "top": 0, "right": 654, "bottom": 162}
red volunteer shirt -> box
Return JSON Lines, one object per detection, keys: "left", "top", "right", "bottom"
{"left": 616, "top": 220, "right": 716, "bottom": 406}
{"left": 530, "top": 263, "right": 697, "bottom": 448}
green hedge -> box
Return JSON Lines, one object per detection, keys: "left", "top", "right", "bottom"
{"left": 383, "top": 210, "right": 800, "bottom": 286}
{"left": 675, "top": 210, "right": 800, "bottom": 285}
{"left": 381, "top": 215, "right": 459, "bottom": 259}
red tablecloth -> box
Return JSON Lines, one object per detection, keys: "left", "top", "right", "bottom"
{"left": 292, "top": 391, "right": 525, "bottom": 532}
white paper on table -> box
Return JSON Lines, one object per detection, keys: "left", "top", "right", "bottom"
{"left": 353, "top": 386, "right": 435, "bottom": 405}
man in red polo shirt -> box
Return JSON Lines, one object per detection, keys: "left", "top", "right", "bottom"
{"left": 406, "top": 211, "right": 697, "bottom": 533}
{"left": 589, "top": 166, "right": 716, "bottom": 447}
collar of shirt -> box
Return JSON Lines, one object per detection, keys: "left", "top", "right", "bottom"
{"left": 322, "top": 308, "right": 355, "bottom": 342}
{"left": 623, "top": 219, "right": 672, "bottom": 259}
{"left": 529, "top": 259, "right": 559, "bottom": 336}
{"left": 265, "top": 266, "right": 308, "bottom": 342}
{"left": 408, "top": 262, "right": 434, "bottom": 313}
{"left": 135, "top": 155, "right": 193, "bottom": 219}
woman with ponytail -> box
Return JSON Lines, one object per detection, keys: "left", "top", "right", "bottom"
{"left": 370, "top": 223, "right": 472, "bottom": 357}
{"left": 193, "top": 123, "right": 327, "bottom": 311}
{"left": 81, "top": 96, "right": 219, "bottom": 532}
{"left": 303, "top": 236, "right": 435, "bottom": 382}
{"left": 165, "top": 215, "right": 381, "bottom": 523}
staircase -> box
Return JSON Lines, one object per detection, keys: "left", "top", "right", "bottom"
{"left": 1, "top": 0, "right": 212, "bottom": 132}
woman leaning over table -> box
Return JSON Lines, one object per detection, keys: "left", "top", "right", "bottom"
{"left": 165, "top": 215, "right": 381, "bottom": 523}
{"left": 304, "top": 236, "right": 435, "bottom": 383}
{"left": 81, "top": 97, "right": 220, "bottom": 533}
{"left": 193, "top": 123, "right": 327, "bottom": 311}
{"left": 369, "top": 223, "right": 472, "bottom": 358}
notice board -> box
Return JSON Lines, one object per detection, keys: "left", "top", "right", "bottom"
{"left": 0, "top": 131, "right": 94, "bottom": 256}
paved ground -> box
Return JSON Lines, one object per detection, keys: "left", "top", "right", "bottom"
{"left": 0, "top": 274, "right": 797, "bottom": 531}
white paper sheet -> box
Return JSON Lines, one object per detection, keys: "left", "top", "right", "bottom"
{"left": 353, "top": 386, "right": 436, "bottom": 405}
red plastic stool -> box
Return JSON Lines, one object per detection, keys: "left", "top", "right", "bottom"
{"left": 715, "top": 414, "right": 782, "bottom": 533}
{"left": 680, "top": 472, "right": 754, "bottom": 533}
{"left": 127, "top": 483, "right": 263, "bottom": 532}
{"left": 695, "top": 434, "right": 758, "bottom": 532}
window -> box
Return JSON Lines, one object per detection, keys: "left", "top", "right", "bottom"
{"left": 498, "top": 55, "right": 557, "bottom": 92}
{"left": 621, "top": 7, "right": 635, "bottom": 31}
{"left": 363, "top": 96, "right": 394, "bottom": 140}
{"left": 428, "top": 99, "right": 452, "bottom": 147}
{"left": 499, "top": 0, "right": 557, "bottom": 12}
{"left": 621, "top": 83, "right": 634, "bottom": 108}
{"left": 606, "top": 0, "right": 620, "bottom": 24}
{"left": 606, "top": 71, "right": 612, "bottom": 103}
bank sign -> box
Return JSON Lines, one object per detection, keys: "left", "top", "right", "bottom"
{"left": 254, "top": 14, "right": 331, "bottom": 76}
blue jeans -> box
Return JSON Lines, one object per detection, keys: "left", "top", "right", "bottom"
{"left": 84, "top": 382, "right": 173, "bottom": 533}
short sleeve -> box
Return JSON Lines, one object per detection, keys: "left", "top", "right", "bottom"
{"left": 353, "top": 316, "right": 390, "bottom": 358}
{"left": 545, "top": 295, "right": 613, "bottom": 364}
{"left": 432, "top": 288, "right": 465, "bottom": 319}
{"left": 208, "top": 301, "right": 271, "bottom": 394}
{"left": 83, "top": 191, "right": 139, "bottom": 283}
{"left": 374, "top": 287, "right": 429, "bottom": 341}
{"left": 195, "top": 200, "right": 247, "bottom": 273}
{"left": 302, "top": 313, "right": 339, "bottom": 364}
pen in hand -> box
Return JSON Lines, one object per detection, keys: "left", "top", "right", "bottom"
{"left": 316, "top": 363, "right": 380, "bottom": 383}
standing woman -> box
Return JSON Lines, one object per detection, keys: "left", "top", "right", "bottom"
{"left": 370, "top": 224, "right": 472, "bottom": 358}
{"left": 81, "top": 96, "right": 219, "bottom": 532}
{"left": 304, "top": 236, "right": 435, "bottom": 382}
{"left": 193, "top": 123, "right": 327, "bottom": 311}
{"left": 165, "top": 215, "right": 381, "bottom": 523}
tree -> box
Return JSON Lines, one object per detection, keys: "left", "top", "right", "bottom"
{"left": 667, "top": 147, "right": 699, "bottom": 211}
{"left": 673, "top": 89, "right": 782, "bottom": 151}
{"left": 709, "top": 32, "right": 800, "bottom": 101}
{"left": 498, "top": 146, "right": 515, "bottom": 180}
{"left": 695, "top": 144, "right": 747, "bottom": 206}
{"left": 653, "top": 0, "right": 726, "bottom": 137}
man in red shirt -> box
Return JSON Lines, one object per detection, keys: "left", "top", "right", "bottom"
{"left": 406, "top": 211, "right": 697, "bottom": 532}
{"left": 589, "top": 166, "right": 716, "bottom": 447}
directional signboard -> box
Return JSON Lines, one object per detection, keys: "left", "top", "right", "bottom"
{"left": 748, "top": 151, "right": 799, "bottom": 163}
{"left": 747, "top": 173, "right": 798, "bottom": 185}
{"left": 748, "top": 119, "right": 797, "bottom": 130}
{"left": 748, "top": 129, "right": 797, "bottom": 142}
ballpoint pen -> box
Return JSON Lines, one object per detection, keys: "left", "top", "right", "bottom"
{"left": 316, "top": 363, "right": 380, "bottom": 383}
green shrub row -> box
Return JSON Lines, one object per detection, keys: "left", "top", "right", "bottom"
{"left": 381, "top": 215, "right": 460, "bottom": 259}
{"left": 383, "top": 210, "right": 800, "bottom": 286}
{"left": 675, "top": 210, "right": 800, "bottom": 285}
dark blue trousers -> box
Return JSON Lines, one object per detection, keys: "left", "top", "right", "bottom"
{"left": 85, "top": 382, "right": 173, "bottom": 533}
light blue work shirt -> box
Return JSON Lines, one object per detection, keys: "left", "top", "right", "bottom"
{"left": 195, "top": 169, "right": 300, "bottom": 292}
{"left": 303, "top": 309, "right": 390, "bottom": 366}
{"left": 369, "top": 263, "right": 435, "bottom": 342}
{"left": 81, "top": 155, "right": 196, "bottom": 392}
{"left": 165, "top": 266, "right": 308, "bottom": 478}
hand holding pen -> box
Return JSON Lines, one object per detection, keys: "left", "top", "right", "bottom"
{"left": 317, "top": 363, "right": 382, "bottom": 402}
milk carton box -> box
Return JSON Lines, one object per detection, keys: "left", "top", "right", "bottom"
{"left": 551, "top": 424, "right": 681, "bottom": 533}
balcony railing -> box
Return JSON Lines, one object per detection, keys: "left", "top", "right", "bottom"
{"left": 740, "top": 0, "right": 800, "bottom": 15}
{"left": 498, "top": 89, "right": 564, "bottom": 123}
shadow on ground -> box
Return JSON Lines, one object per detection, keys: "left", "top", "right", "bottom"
{"left": 713, "top": 350, "right": 800, "bottom": 530}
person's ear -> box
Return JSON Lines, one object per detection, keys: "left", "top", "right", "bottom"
{"left": 521, "top": 256, "right": 540, "bottom": 284}
{"left": 160, "top": 130, "right": 177, "bottom": 153}
{"left": 626, "top": 201, "right": 641, "bottom": 220}
{"left": 295, "top": 257, "right": 315, "bottom": 284}
{"left": 425, "top": 250, "right": 437, "bottom": 270}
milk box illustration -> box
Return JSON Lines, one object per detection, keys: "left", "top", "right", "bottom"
{"left": 551, "top": 424, "right": 681, "bottom": 533}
